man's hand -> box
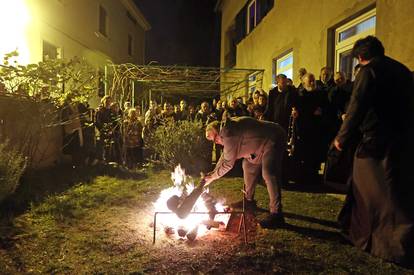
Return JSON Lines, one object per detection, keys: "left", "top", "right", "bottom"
{"left": 202, "top": 174, "right": 215, "bottom": 187}
{"left": 334, "top": 138, "right": 343, "bottom": 151}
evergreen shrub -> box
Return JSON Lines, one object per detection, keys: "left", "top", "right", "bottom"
{"left": 145, "top": 120, "right": 212, "bottom": 175}
{"left": 0, "top": 142, "right": 26, "bottom": 203}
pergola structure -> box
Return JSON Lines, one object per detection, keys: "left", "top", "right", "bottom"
{"left": 106, "top": 63, "right": 264, "bottom": 106}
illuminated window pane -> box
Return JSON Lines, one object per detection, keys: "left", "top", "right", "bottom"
{"left": 273, "top": 51, "right": 293, "bottom": 84}
{"left": 339, "top": 16, "right": 376, "bottom": 42}
{"left": 334, "top": 9, "right": 376, "bottom": 80}
{"left": 279, "top": 68, "right": 293, "bottom": 80}
{"left": 279, "top": 55, "right": 293, "bottom": 68}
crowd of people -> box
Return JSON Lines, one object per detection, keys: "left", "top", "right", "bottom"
{"left": 59, "top": 36, "right": 414, "bottom": 266}
{"left": 202, "top": 36, "right": 414, "bottom": 266}
{"left": 61, "top": 60, "right": 355, "bottom": 184}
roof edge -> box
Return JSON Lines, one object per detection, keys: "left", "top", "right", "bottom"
{"left": 121, "top": 0, "right": 151, "bottom": 31}
{"left": 214, "top": 0, "right": 223, "bottom": 12}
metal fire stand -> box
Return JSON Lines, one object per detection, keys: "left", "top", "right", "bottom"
{"left": 152, "top": 210, "right": 247, "bottom": 244}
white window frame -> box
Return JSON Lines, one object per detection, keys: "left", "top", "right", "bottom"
{"left": 273, "top": 51, "right": 293, "bottom": 85}
{"left": 334, "top": 9, "right": 376, "bottom": 75}
{"left": 247, "top": 0, "right": 257, "bottom": 34}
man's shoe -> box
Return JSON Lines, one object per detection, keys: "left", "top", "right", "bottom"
{"left": 230, "top": 199, "right": 257, "bottom": 211}
{"left": 259, "top": 213, "right": 285, "bottom": 229}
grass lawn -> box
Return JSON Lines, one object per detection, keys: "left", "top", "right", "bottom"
{"left": 0, "top": 166, "right": 412, "bottom": 274}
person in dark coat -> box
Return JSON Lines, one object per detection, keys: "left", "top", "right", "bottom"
{"left": 202, "top": 117, "right": 287, "bottom": 228}
{"left": 108, "top": 102, "right": 123, "bottom": 163}
{"left": 334, "top": 36, "right": 414, "bottom": 266}
{"left": 95, "top": 95, "right": 113, "bottom": 162}
{"left": 316, "top": 66, "right": 335, "bottom": 92}
{"left": 295, "top": 73, "right": 328, "bottom": 184}
{"left": 123, "top": 108, "right": 144, "bottom": 168}
{"left": 323, "top": 72, "right": 356, "bottom": 187}
{"left": 264, "top": 74, "right": 299, "bottom": 184}
{"left": 324, "top": 72, "right": 354, "bottom": 145}
{"left": 331, "top": 72, "right": 353, "bottom": 119}
{"left": 264, "top": 74, "right": 298, "bottom": 131}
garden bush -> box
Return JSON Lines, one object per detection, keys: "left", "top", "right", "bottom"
{"left": 145, "top": 120, "right": 212, "bottom": 175}
{"left": 0, "top": 142, "right": 27, "bottom": 203}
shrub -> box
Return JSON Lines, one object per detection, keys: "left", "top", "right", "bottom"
{"left": 0, "top": 142, "right": 27, "bottom": 203}
{"left": 145, "top": 120, "right": 212, "bottom": 174}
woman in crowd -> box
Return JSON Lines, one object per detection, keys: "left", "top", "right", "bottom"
{"left": 123, "top": 108, "right": 144, "bottom": 169}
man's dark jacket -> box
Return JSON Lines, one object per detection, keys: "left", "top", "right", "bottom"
{"left": 264, "top": 86, "right": 298, "bottom": 130}
{"left": 336, "top": 55, "right": 414, "bottom": 265}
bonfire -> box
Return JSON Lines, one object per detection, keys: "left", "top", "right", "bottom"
{"left": 152, "top": 165, "right": 231, "bottom": 241}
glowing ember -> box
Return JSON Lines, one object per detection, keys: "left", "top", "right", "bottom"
{"left": 153, "top": 165, "right": 230, "bottom": 240}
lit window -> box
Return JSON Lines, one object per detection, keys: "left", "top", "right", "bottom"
{"left": 339, "top": 16, "right": 376, "bottom": 42}
{"left": 273, "top": 51, "right": 293, "bottom": 85}
{"left": 334, "top": 9, "right": 376, "bottom": 80}
{"left": 99, "top": 5, "right": 107, "bottom": 36}
{"left": 128, "top": 34, "right": 133, "bottom": 56}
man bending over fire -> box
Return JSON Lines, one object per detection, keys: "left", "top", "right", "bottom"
{"left": 203, "top": 117, "right": 286, "bottom": 228}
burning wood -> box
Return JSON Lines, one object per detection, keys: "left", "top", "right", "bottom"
{"left": 152, "top": 165, "right": 231, "bottom": 241}
{"left": 166, "top": 179, "right": 206, "bottom": 219}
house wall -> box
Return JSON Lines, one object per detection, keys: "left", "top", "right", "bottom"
{"left": 0, "top": 0, "right": 149, "bottom": 168}
{"left": 0, "top": 96, "right": 62, "bottom": 169}
{"left": 219, "top": 0, "right": 414, "bottom": 92}
{"left": 27, "top": 0, "right": 147, "bottom": 66}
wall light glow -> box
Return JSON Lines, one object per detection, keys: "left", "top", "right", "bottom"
{"left": 0, "top": 0, "right": 31, "bottom": 64}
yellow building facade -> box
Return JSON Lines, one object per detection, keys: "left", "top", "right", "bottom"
{"left": 0, "top": 0, "right": 150, "bottom": 66}
{"left": 217, "top": 0, "right": 414, "bottom": 98}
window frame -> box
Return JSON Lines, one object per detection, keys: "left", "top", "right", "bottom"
{"left": 272, "top": 50, "right": 293, "bottom": 85}
{"left": 334, "top": 9, "right": 376, "bottom": 78}
{"left": 246, "top": 0, "right": 257, "bottom": 34}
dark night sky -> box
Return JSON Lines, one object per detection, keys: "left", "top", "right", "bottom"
{"left": 134, "top": 0, "right": 220, "bottom": 67}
